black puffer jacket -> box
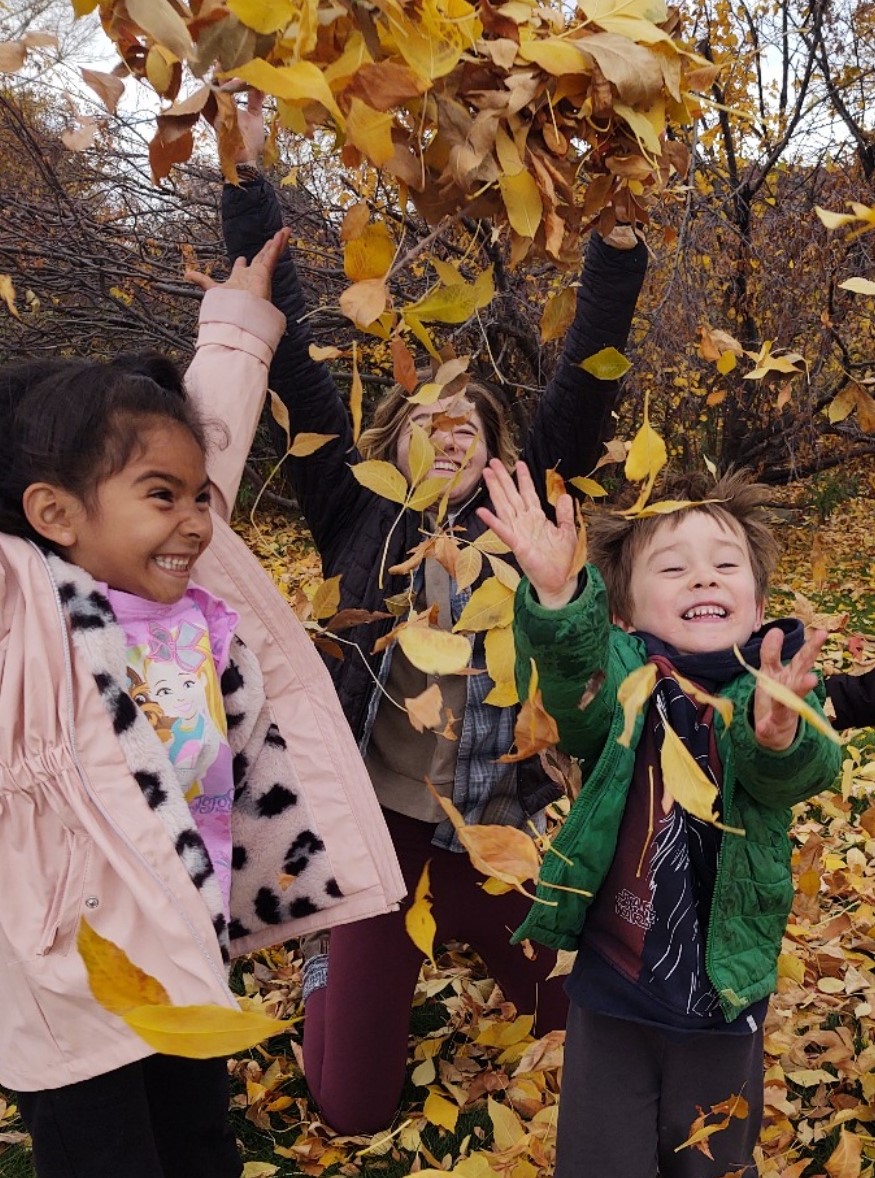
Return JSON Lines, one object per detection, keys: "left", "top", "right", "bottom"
{"left": 827, "top": 668, "right": 875, "bottom": 730}
{"left": 223, "top": 177, "right": 647, "bottom": 803}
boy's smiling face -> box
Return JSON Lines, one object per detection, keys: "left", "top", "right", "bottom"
{"left": 619, "top": 510, "right": 765, "bottom": 655}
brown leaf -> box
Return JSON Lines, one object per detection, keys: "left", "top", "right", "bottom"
{"left": 405, "top": 683, "right": 444, "bottom": 732}
{"left": 81, "top": 67, "right": 125, "bottom": 114}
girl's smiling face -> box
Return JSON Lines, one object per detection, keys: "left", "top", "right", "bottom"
{"left": 60, "top": 420, "right": 212, "bottom": 603}
{"left": 618, "top": 511, "right": 765, "bottom": 655}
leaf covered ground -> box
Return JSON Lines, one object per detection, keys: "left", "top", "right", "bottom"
{"left": 2, "top": 469, "right": 874, "bottom": 1178}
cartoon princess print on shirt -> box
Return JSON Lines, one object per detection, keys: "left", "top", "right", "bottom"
{"left": 141, "top": 621, "right": 224, "bottom": 800}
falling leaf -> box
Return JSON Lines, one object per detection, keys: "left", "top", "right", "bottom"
{"left": 540, "top": 287, "right": 576, "bottom": 343}
{"left": 406, "top": 683, "right": 445, "bottom": 732}
{"left": 81, "top": 68, "right": 125, "bottom": 113}
{"left": 499, "top": 169, "right": 543, "bottom": 239}
{"left": 123, "top": 1003, "right": 289, "bottom": 1059}
{"left": 671, "top": 671, "right": 734, "bottom": 727}
{"left": 349, "top": 342, "right": 363, "bottom": 443}
{"left": 569, "top": 476, "right": 608, "bottom": 497}
{"left": 405, "top": 862, "right": 437, "bottom": 965}
{"left": 733, "top": 646, "right": 842, "bottom": 746}
{"left": 546, "top": 469, "right": 566, "bottom": 507}
{"left": 344, "top": 222, "right": 396, "bottom": 281}
{"left": 617, "top": 663, "right": 657, "bottom": 747}
{"left": 289, "top": 432, "right": 338, "bottom": 458}
{"left": 77, "top": 919, "right": 169, "bottom": 1016}
{"left": 397, "top": 625, "right": 472, "bottom": 675}
{"left": 127, "top": 0, "right": 195, "bottom": 61}
{"left": 0, "top": 274, "right": 20, "bottom": 319}
{"left": 453, "top": 577, "right": 515, "bottom": 632}
{"left": 310, "top": 574, "right": 342, "bottom": 620}
{"left": 579, "top": 346, "right": 632, "bottom": 380}
{"left": 624, "top": 400, "right": 667, "bottom": 483}
{"left": 500, "top": 661, "right": 559, "bottom": 763}
{"left": 660, "top": 721, "right": 742, "bottom": 831}
{"left": 350, "top": 459, "right": 409, "bottom": 504}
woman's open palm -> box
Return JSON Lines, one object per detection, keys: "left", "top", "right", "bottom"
{"left": 477, "top": 460, "right": 580, "bottom": 609}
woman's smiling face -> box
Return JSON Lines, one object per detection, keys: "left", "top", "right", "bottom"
{"left": 395, "top": 396, "right": 488, "bottom": 506}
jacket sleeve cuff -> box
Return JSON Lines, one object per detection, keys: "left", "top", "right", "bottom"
{"left": 197, "top": 288, "right": 287, "bottom": 365}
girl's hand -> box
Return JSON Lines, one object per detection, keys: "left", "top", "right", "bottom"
{"left": 185, "top": 228, "right": 290, "bottom": 301}
{"left": 754, "top": 625, "right": 828, "bottom": 751}
{"left": 476, "top": 459, "right": 579, "bottom": 609}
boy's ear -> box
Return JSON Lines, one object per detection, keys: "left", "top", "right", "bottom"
{"left": 612, "top": 613, "right": 634, "bottom": 633}
{"left": 22, "top": 483, "right": 83, "bottom": 548}
{"left": 755, "top": 598, "right": 766, "bottom": 631}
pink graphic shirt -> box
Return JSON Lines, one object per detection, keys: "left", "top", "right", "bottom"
{"left": 106, "top": 583, "right": 239, "bottom": 917}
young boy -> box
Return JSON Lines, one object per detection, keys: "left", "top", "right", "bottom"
{"left": 477, "top": 461, "right": 842, "bottom": 1178}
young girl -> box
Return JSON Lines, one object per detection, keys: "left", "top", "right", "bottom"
{"left": 0, "top": 235, "right": 404, "bottom": 1178}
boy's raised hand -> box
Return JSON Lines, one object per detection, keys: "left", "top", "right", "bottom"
{"left": 477, "top": 459, "right": 580, "bottom": 609}
{"left": 753, "top": 625, "right": 828, "bottom": 751}
{"left": 185, "top": 228, "right": 290, "bottom": 301}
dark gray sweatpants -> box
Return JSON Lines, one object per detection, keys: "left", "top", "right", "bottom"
{"left": 556, "top": 1004, "right": 764, "bottom": 1178}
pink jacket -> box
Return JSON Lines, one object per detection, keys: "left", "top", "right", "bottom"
{"left": 0, "top": 288, "right": 404, "bottom": 1092}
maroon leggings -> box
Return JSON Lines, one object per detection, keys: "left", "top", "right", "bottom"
{"left": 302, "top": 808, "right": 568, "bottom": 1135}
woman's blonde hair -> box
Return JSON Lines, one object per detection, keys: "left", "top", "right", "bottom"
{"left": 358, "top": 373, "right": 518, "bottom": 470}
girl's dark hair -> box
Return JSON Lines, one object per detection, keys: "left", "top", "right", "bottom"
{"left": 0, "top": 354, "right": 206, "bottom": 548}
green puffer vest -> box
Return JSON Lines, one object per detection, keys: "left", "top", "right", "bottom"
{"left": 511, "top": 568, "right": 842, "bottom": 1021}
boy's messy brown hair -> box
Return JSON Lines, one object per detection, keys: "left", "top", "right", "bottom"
{"left": 587, "top": 468, "right": 780, "bottom": 624}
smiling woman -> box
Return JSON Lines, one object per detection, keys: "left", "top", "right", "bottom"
{"left": 210, "top": 110, "right": 650, "bottom": 1133}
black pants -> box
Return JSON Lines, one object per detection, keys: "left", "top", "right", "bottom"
{"left": 556, "top": 1005, "right": 764, "bottom": 1178}
{"left": 18, "top": 1055, "right": 242, "bottom": 1178}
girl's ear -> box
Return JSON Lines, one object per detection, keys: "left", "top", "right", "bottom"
{"left": 22, "top": 484, "right": 83, "bottom": 548}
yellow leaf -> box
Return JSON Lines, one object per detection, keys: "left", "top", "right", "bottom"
{"left": 482, "top": 876, "right": 514, "bottom": 895}
{"left": 344, "top": 221, "right": 395, "bottom": 281}
{"left": 350, "top": 342, "right": 363, "bottom": 443}
{"left": 828, "top": 386, "right": 858, "bottom": 424}
{"left": 614, "top": 100, "right": 662, "bottom": 158}
{"left": 475, "top": 1015, "right": 534, "bottom": 1046}
{"left": 546, "top": 469, "right": 566, "bottom": 507}
{"left": 243, "top": 1163, "right": 280, "bottom": 1178}
{"left": 633, "top": 498, "right": 715, "bottom": 518}
{"left": 485, "top": 625, "right": 518, "bottom": 704}
{"left": 579, "top": 346, "right": 631, "bottom": 381}
{"left": 127, "top": 0, "right": 195, "bottom": 60}
{"left": 617, "top": 663, "right": 657, "bottom": 748}
{"left": 455, "top": 545, "right": 484, "bottom": 592}
{"left": 716, "top": 349, "right": 736, "bottom": 375}
{"left": 308, "top": 343, "right": 343, "bottom": 361}
{"left": 123, "top": 1003, "right": 288, "bottom": 1059}
{"left": 397, "top": 625, "right": 472, "bottom": 675}
{"left": 350, "top": 459, "right": 409, "bottom": 504}
{"left": 407, "top": 476, "right": 449, "bottom": 511}
{"left": 407, "top": 421, "right": 437, "bottom": 487}
{"left": 839, "top": 276, "right": 875, "bottom": 296}
{"left": 815, "top": 206, "right": 863, "bottom": 230}
{"left": 404, "top": 267, "right": 494, "bottom": 326}
{"left": 517, "top": 38, "right": 588, "bottom": 75}
{"left": 423, "top": 1091, "right": 459, "bottom": 1132}
{"left": 0, "top": 274, "right": 20, "bottom": 319}
{"left": 776, "top": 952, "right": 805, "bottom": 984}
{"left": 825, "top": 1128, "right": 862, "bottom": 1178}
{"left": 733, "top": 646, "right": 842, "bottom": 746}
{"left": 227, "top": 59, "right": 343, "bottom": 125}
{"left": 624, "top": 401, "right": 667, "bottom": 483}
{"left": 488, "top": 1096, "right": 527, "bottom": 1150}
{"left": 340, "top": 277, "right": 389, "bottom": 329}
{"left": 661, "top": 722, "right": 743, "bottom": 832}
{"left": 540, "top": 287, "right": 576, "bottom": 343}
{"left": 474, "top": 530, "right": 511, "bottom": 555}
{"left": 405, "top": 862, "right": 437, "bottom": 965}
{"left": 569, "top": 476, "right": 608, "bottom": 497}
{"left": 346, "top": 97, "right": 396, "bottom": 167}
{"left": 227, "top": 0, "right": 295, "bottom": 35}
{"left": 499, "top": 169, "right": 543, "bottom": 239}
{"left": 797, "top": 868, "right": 821, "bottom": 897}
{"left": 77, "top": 919, "right": 169, "bottom": 1016}
{"left": 289, "top": 432, "right": 338, "bottom": 458}
{"left": 71, "top": 0, "right": 100, "bottom": 13}
{"left": 453, "top": 577, "right": 515, "bottom": 632}
{"left": 311, "top": 574, "right": 342, "bottom": 620}
{"left": 500, "top": 662, "right": 560, "bottom": 763}
{"left": 405, "top": 683, "right": 444, "bottom": 733}
{"left": 671, "top": 672, "right": 734, "bottom": 727}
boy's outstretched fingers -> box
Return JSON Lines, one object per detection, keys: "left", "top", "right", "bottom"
{"left": 754, "top": 626, "right": 828, "bottom": 751}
